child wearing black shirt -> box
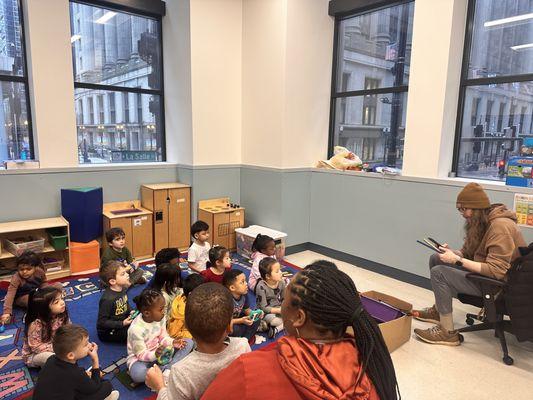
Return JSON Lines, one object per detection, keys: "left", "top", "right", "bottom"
{"left": 97, "top": 261, "right": 133, "bottom": 343}
{"left": 33, "top": 324, "right": 118, "bottom": 400}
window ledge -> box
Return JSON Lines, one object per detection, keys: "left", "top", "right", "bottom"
{"left": 311, "top": 167, "right": 533, "bottom": 194}
{"left": 0, "top": 162, "right": 179, "bottom": 175}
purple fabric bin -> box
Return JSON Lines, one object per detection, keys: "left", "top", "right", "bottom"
{"left": 361, "top": 295, "right": 405, "bottom": 323}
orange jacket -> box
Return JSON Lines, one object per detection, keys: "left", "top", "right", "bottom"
{"left": 201, "top": 336, "right": 379, "bottom": 400}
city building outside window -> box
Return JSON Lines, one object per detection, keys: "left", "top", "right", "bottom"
{"left": 0, "top": 0, "right": 33, "bottom": 163}
{"left": 70, "top": 1, "right": 164, "bottom": 164}
{"left": 329, "top": 1, "right": 414, "bottom": 169}
{"left": 453, "top": 0, "right": 533, "bottom": 181}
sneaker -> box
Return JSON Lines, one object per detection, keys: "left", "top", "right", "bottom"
{"left": 412, "top": 305, "right": 440, "bottom": 324}
{"left": 414, "top": 325, "right": 460, "bottom": 346}
{"left": 268, "top": 326, "right": 281, "bottom": 339}
{"left": 258, "top": 320, "right": 269, "bottom": 333}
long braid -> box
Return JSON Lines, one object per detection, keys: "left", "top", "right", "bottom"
{"left": 290, "top": 267, "right": 400, "bottom": 400}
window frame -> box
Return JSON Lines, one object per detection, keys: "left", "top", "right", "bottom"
{"left": 451, "top": 0, "right": 533, "bottom": 176}
{"left": 0, "top": 0, "right": 34, "bottom": 160}
{"left": 327, "top": 0, "right": 413, "bottom": 164}
{"left": 70, "top": 0, "right": 167, "bottom": 163}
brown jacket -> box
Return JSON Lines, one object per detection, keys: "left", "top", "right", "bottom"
{"left": 466, "top": 204, "right": 526, "bottom": 280}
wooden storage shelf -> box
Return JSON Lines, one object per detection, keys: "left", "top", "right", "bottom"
{"left": 0, "top": 217, "right": 71, "bottom": 281}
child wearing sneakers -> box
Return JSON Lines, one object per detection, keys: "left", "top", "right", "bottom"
{"left": 101, "top": 227, "right": 145, "bottom": 285}
{"left": 222, "top": 269, "right": 261, "bottom": 341}
{"left": 255, "top": 257, "right": 286, "bottom": 339}
{"left": 146, "top": 282, "right": 251, "bottom": 399}
{"left": 187, "top": 221, "right": 211, "bottom": 273}
{"left": 97, "top": 261, "right": 133, "bottom": 343}
{"left": 33, "top": 324, "right": 119, "bottom": 400}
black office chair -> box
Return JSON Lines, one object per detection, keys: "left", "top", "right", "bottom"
{"left": 457, "top": 273, "right": 514, "bottom": 365}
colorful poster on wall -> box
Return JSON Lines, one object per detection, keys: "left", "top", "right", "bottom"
{"left": 513, "top": 193, "right": 533, "bottom": 227}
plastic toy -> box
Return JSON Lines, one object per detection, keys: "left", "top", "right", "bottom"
{"left": 156, "top": 346, "right": 175, "bottom": 366}
{"left": 130, "top": 310, "right": 140, "bottom": 320}
{"left": 0, "top": 324, "right": 5, "bottom": 333}
{"left": 248, "top": 309, "right": 263, "bottom": 322}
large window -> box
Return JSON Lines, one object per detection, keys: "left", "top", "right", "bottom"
{"left": 454, "top": 0, "right": 533, "bottom": 180}
{"left": 329, "top": 1, "right": 414, "bottom": 169}
{"left": 70, "top": 2, "right": 164, "bottom": 164}
{"left": 0, "top": 0, "right": 32, "bottom": 162}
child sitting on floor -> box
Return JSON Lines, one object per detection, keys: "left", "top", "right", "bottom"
{"left": 101, "top": 227, "right": 145, "bottom": 285}
{"left": 97, "top": 261, "right": 133, "bottom": 343}
{"left": 223, "top": 269, "right": 262, "bottom": 342}
{"left": 147, "top": 247, "right": 183, "bottom": 288}
{"left": 200, "top": 246, "right": 232, "bottom": 284}
{"left": 152, "top": 263, "right": 183, "bottom": 317}
{"left": 1, "top": 251, "right": 60, "bottom": 325}
{"left": 167, "top": 274, "right": 206, "bottom": 339}
{"left": 127, "top": 289, "right": 194, "bottom": 383}
{"left": 146, "top": 282, "right": 251, "bottom": 399}
{"left": 33, "top": 324, "right": 119, "bottom": 400}
{"left": 22, "top": 286, "right": 70, "bottom": 368}
{"left": 187, "top": 221, "right": 211, "bottom": 273}
{"left": 255, "top": 257, "right": 286, "bottom": 339}
{"left": 248, "top": 234, "right": 276, "bottom": 291}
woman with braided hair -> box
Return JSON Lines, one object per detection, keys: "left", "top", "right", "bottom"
{"left": 201, "top": 261, "right": 399, "bottom": 400}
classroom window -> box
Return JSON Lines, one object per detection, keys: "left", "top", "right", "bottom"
{"left": 70, "top": 1, "right": 164, "bottom": 164}
{"left": 453, "top": 0, "right": 533, "bottom": 181}
{"left": 0, "top": 0, "right": 33, "bottom": 162}
{"left": 329, "top": 1, "right": 414, "bottom": 169}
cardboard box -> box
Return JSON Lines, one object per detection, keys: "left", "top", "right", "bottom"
{"left": 361, "top": 290, "right": 413, "bottom": 353}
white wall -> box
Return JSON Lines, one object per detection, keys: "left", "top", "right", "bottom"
{"left": 190, "top": 0, "right": 243, "bottom": 165}
{"left": 241, "top": 0, "right": 332, "bottom": 169}
{"left": 24, "top": 0, "right": 78, "bottom": 168}
{"left": 402, "top": 0, "right": 468, "bottom": 178}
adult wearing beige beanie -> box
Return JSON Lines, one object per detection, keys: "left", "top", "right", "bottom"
{"left": 413, "top": 183, "right": 526, "bottom": 346}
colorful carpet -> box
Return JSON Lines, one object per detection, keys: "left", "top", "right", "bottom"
{"left": 0, "top": 253, "right": 301, "bottom": 400}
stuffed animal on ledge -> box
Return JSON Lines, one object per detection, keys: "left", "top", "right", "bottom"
{"left": 316, "top": 146, "right": 362, "bottom": 171}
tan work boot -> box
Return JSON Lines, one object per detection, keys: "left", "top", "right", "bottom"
{"left": 412, "top": 305, "right": 440, "bottom": 324}
{"left": 414, "top": 325, "right": 460, "bottom": 346}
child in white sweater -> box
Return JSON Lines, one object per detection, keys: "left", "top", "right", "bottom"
{"left": 127, "top": 289, "right": 194, "bottom": 383}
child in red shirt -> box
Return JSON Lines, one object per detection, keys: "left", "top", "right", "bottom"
{"left": 200, "top": 246, "right": 231, "bottom": 284}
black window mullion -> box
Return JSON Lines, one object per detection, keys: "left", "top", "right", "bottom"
{"left": 74, "top": 82, "right": 162, "bottom": 96}
{"left": 333, "top": 85, "right": 408, "bottom": 98}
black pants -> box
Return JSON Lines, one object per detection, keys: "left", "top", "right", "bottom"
{"left": 97, "top": 327, "right": 129, "bottom": 343}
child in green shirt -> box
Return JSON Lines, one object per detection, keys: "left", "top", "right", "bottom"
{"left": 101, "top": 227, "right": 145, "bottom": 285}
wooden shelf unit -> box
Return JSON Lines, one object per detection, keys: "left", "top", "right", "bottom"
{"left": 0, "top": 217, "right": 71, "bottom": 281}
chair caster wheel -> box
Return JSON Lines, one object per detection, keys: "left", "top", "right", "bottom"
{"left": 466, "top": 317, "right": 475, "bottom": 326}
{"left": 503, "top": 356, "right": 514, "bottom": 366}
{"left": 458, "top": 334, "right": 464, "bottom": 343}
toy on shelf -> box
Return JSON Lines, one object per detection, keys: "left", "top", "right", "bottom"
{"left": 316, "top": 146, "right": 362, "bottom": 171}
{"left": 248, "top": 309, "right": 263, "bottom": 322}
{"left": 156, "top": 346, "right": 175, "bottom": 366}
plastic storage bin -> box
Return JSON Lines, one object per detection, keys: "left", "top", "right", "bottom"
{"left": 235, "top": 225, "right": 287, "bottom": 260}
{"left": 70, "top": 240, "right": 100, "bottom": 275}
{"left": 3, "top": 236, "right": 45, "bottom": 256}
{"left": 46, "top": 227, "right": 69, "bottom": 251}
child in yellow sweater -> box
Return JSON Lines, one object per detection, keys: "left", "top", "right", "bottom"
{"left": 167, "top": 274, "right": 206, "bottom": 339}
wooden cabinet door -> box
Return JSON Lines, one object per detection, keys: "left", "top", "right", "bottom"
{"left": 132, "top": 214, "right": 153, "bottom": 259}
{"left": 228, "top": 210, "right": 245, "bottom": 250}
{"left": 213, "top": 213, "right": 230, "bottom": 249}
{"left": 168, "top": 188, "right": 190, "bottom": 250}
{"left": 153, "top": 189, "right": 169, "bottom": 253}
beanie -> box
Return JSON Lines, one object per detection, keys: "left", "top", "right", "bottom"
{"left": 456, "top": 183, "right": 490, "bottom": 209}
